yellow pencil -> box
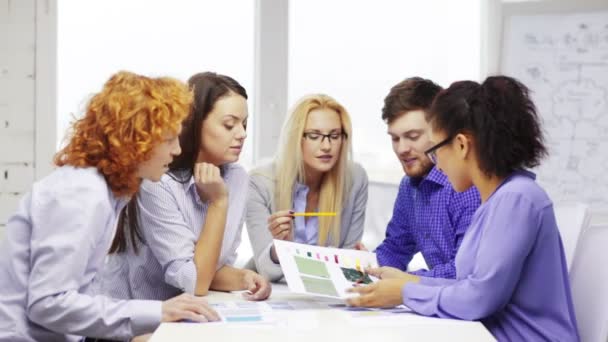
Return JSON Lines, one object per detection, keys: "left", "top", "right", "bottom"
{"left": 292, "top": 212, "right": 337, "bottom": 217}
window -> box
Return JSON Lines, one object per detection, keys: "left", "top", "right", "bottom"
{"left": 57, "top": 0, "right": 255, "bottom": 166}
{"left": 289, "top": 0, "right": 481, "bottom": 183}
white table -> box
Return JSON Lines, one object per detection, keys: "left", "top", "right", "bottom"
{"left": 150, "top": 284, "right": 496, "bottom": 342}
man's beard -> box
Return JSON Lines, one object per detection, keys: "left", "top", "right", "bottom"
{"left": 403, "top": 157, "right": 433, "bottom": 179}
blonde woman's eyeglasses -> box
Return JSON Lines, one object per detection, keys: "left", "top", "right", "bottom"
{"left": 302, "top": 131, "right": 347, "bottom": 144}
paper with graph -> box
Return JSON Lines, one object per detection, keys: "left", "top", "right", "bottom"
{"left": 273, "top": 239, "right": 379, "bottom": 299}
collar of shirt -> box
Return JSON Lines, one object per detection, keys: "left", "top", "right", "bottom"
{"left": 102, "top": 173, "right": 129, "bottom": 214}
{"left": 183, "top": 175, "right": 211, "bottom": 207}
{"left": 183, "top": 167, "right": 233, "bottom": 206}
{"left": 513, "top": 169, "right": 536, "bottom": 180}
{"left": 485, "top": 169, "right": 537, "bottom": 203}
{"left": 183, "top": 175, "right": 199, "bottom": 203}
{"left": 411, "top": 166, "right": 450, "bottom": 188}
{"left": 113, "top": 195, "right": 130, "bottom": 214}
{"left": 294, "top": 181, "right": 309, "bottom": 196}
{"left": 185, "top": 175, "right": 197, "bottom": 193}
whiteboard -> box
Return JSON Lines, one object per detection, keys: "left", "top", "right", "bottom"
{"left": 500, "top": 2, "right": 608, "bottom": 212}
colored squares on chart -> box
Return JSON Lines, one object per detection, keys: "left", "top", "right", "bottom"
{"left": 344, "top": 256, "right": 352, "bottom": 268}
{"left": 294, "top": 256, "right": 330, "bottom": 278}
{"left": 300, "top": 275, "right": 339, "bottom": 297}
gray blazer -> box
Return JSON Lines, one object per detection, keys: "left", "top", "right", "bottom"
{"left": 246, "top": 162, "right": 369, "bottom": 281}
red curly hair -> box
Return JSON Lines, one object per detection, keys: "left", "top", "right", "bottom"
{"left": 54, "top": 71, "right": 192, "bottom": 197}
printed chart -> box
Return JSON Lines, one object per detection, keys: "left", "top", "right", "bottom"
{"left": 274, "top": 239, "right": 379, "bottom": 299}
{"left": 204, "top": 302, "right": 275, "bottom": 324}
{"left": 194, "top": 300, "right": 415, "bottom": 327}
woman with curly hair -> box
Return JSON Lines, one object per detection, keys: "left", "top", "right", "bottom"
{"left": 101, "top": 71, "right": 271, "bottom": 301}
{"left": 347, "top": 76, "right": 579, "bottom": 341}
{"left": 0, "top": 71, "right": 219, "bottom": 342}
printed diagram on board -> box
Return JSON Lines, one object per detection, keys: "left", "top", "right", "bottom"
{"left": 502, "top": 12, "right": 608, "bottom": 209}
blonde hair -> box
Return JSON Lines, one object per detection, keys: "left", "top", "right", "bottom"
{"left": 273, "top": 94, "right": 353, "bottom": 246}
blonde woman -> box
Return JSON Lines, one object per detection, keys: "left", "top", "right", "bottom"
{"left": 247, "top": 94, "right": 369, "bottom": 281}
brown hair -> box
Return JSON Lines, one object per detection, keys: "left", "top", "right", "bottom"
{"left": 169, "top": 71, "right": 247, "bottom": 181}
{"left": 382, "top": 77, "right": 442, "bottom": 124}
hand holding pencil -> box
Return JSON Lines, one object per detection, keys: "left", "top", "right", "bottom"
{"left": 268, "top": 210, "right": 338, "bottom": 241}
{"left": 267, "top": 210, "right": 338, "bottom": 264}
{"left": 268, "top": 210, "right": 296, "bottom": 241}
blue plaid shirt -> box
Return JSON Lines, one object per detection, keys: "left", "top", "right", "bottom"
{"left": 375, "top": 167, "right": 480, "bottom": 278}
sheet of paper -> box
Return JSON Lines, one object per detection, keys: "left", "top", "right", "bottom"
{"left": 274, "top": 239, "right": 379, "bottom": 299}
{"left": 188, "top": 302, "right": 277, "bottom": 325}
{"left": 326, "top": 303, "right": 413, "bottom": 316}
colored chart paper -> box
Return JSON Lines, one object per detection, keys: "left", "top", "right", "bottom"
{"left": 274, "top": 239, "right": 379, "bottom": 299}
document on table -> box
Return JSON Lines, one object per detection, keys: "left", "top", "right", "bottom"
{"left": 273, "top": 239, "right": 380, "bottom": 299}
{"left": 194, "top": 302, "right": 276, "bottom": 324}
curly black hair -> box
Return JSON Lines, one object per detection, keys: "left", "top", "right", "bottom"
{"left": 382, "top": 77, "right": 443, "bottom": 124}
{"left": 427, "top": 76, "right": 548, "bottom": 178}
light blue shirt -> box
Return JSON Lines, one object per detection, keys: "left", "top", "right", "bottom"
{"left": 402, "top": 170, "right": 579, "bottom": 341}
{"left": 0, "top": 166, "right": 161, "bottom": 342}
{"left": 292, "top": 182, "right": 319, "bottom": 244}
{"left": 100, "top": 163, "right": 248, "bottom": 300}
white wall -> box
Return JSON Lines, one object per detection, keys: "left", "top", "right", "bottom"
{"left": 0, "top": 0, "right": 35, "bottom": 232}
{"left": 0, "top": 0, "right": 56, "bottom": 239}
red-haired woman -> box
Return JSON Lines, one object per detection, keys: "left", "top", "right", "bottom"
{"left": 0, "top": 71, "right": 219, "bottom": 342}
